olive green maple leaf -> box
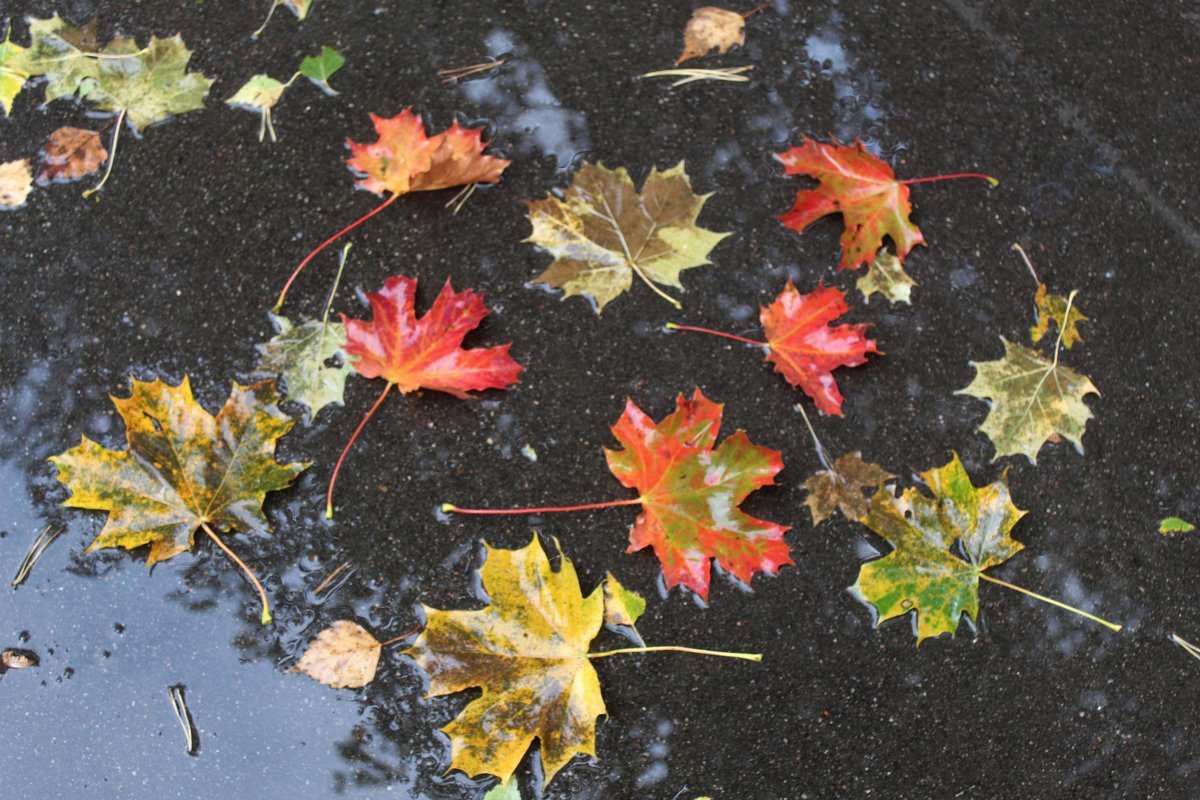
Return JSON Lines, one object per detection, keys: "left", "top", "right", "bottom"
{"left": 524, "top": 161, "right": 730, "bottom": 313}
{"left": 255, "top": 313, "right": 352, "bottom": 421}
{"left": 957, "top": 337, "right": 1098, "bottom": 463}
{"left": 80, "top": 35, "right": 213, "bottom": 132}
{"left": 50, "top": 377, "right": 308, "bottom": 622}
{"left": 851, "top": 454, "right": 1026, "bottom": 642}
{"left": 856, "top": 249, "right": 916, "bottom": 305}
{"left": 20, "top": 15, "right": 102, "bottom": 104}
{"left": 851, "top": 453, "right": 1122, "bottom": 642}
{"left": 0, "top": 27, "right": 32, "bottom": 115}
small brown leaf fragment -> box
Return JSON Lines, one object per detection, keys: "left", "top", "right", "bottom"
{"left": 38, "top": 127, "right": 108, "bottom": 184}
{"left": 677, "top": 7, "right": 747, "bottom": 65}
{"left": 2, "top": 649, "right": 39, "bottom": 670}
{"left": 802, "top": 451, "right": 894, "bottom": 525}
{"left": 290, "top": 620, "right": 382, "bottom": 688}
{"left": 0, "top": 159, "right": 33, "bottom": 209}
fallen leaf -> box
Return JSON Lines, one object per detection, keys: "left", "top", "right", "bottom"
{"left": 761, "top": 282, "right": 879, "bottom": 416}
{"left": 255, "top": 313, "right": 351, "bottom": 421}
{"left": 405, "top": 536, "right": 607, "bottom": 786}
{"left": 483, "top": 777, "right": 522, "bottom": 800}
{"left": 291, "top": 620, "right": 383, "bottom": 688}
{"left": 1031, "top": 283, "right": 1087, "bottom": 349}
{"left": 0, "top": 30, "right": 30, "bottom": 115}
{"left": 802, "top": 451, "right": 894, "bottom": 525}
{"left": 524, "top": 162, "right": 730, "bottom": 312}
{"left": 22, "top": 15, "right": 101, "bottom": 104}
{"left": 342, "top": 275, "right": 524, "bottom": 398}
{"left": 0, "top": 159, "right": 33, "bottom": 209}
{"left": 605, "top": 389, "right": 791, "bottom": 600}
{"left": 677, "top": 7, "right": 747, "bottom": 65}
{"left": 957, "top": 338, "right": 1098, "bottom": 463}
{"left": 300, "top": 45, "right": 344, "bottom": 94}
{"left": 281, "top": 0, "right": 315, "bottom": 20}
{"left": 1160, "top": 517, "right": 1196, "bottom": 534}
{"left": 776, "top": 137, "right": 924, "bottom": 271}
{"left": 1, "top": 649, "right": 39, "bottom": 670}
{"left": 857, "top": 249, "right": 916, "bottom": 304}
{"left": 82, "top": 35, "right": 213, "bottom": 132}
{"left": 851, "top": 453, "right": 1026, "bottom": 643}
{"left": 603, "top": 572, "right": 646, "bottom": 629}
{"left": 49, "top": 377, "right": 308, "bottom": 564}
{"left": 226, "top": 74, "right": 288, "bottom": 141}
{"left": 37, "top": 126, "right": 107, "bottom": 184}
{"left": 346, "top": 108, "right": 510, "bottom": 197}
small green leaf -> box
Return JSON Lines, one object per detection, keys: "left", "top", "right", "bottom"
{"left": 483, "top": 776, "right": 522, "bottom": 800}
{"left": 255, "top": 313, "right": 351, "bottom": 421}
{"left": 1160, "top": 517, "right": 1196, "bottom": 534}
{"left": 227, "top": 73, "right": 287, "bottom": 111}
{"left": 299, "top": 46, "right": 344, "bottom": 94}
{"left": 857, "top": 249, "right": 916, "bottom": 305}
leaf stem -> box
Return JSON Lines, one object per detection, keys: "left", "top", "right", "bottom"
{"left": 588, "top": 645, "right": 761, "bottom": 662}
{"left": 741, "top": 3, "right": 770, "bottom": 18}
{"left": 275, "top": 193, "right": 399, "bottom": 312}
{"left": 327, "top": 382, "right": 394, "bottom": 518}
{"left": 321, "top": 243, "right": 352, "bottom": 323}
{"left": 82, "top": 108, "right": 125, "bottom": 199}
{"left": 1011, "top": 242, "right": 1040, "bottom": 286}
{"left": 1052, "top": 290, "right": 1077, "bottom": 369}
{"left": 378, "top": 626, "right": 421, "bottom": 648}
{"left": 252, "top": 0, "right": 280, "bottom": 38}
{"left": 900, "top": 172, "right": 999, "bottom": 188}
{"left": 1170, "top": 633, "right": 1200, "bottom": 662}
{"left": 664, "top": 321, "right": 766, "bottom": 347}
{"left": 794, "top": 402, "right": 833, "bottom": 471}
{"left": 978, "top": 573, "right": 1121, "bottom": 632}
{"left": 441, "top": 498, "right": 643, "bottom": 515}
{"left": 200, "top": 521, "right": 273, "bottom": 625}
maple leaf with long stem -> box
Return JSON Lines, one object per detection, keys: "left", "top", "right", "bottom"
{"left": 776, "top": 136, "right": 997, "bottom": 270}
{"left": 443, "top": 390, "right": 790, "bottom": 601}
{"left": 793, "top": 403, "right": 893, "bottom": 526}
{"left": 405, "top": 536, "right": 760, "bottom": 786}
{"left": 665, "top": 282, "right": 878, "bottom": 415}
{"left": 851, "top": 453, "right": 1121, "bottom": 643}
{"left": 274, "top": 109, "right": 510, "bottom": 311}
{"left": 49, "top": 377, "right": 308, "bottom": 624}
{"left": 326, "top": 275, "right": 524, "bottom": 517}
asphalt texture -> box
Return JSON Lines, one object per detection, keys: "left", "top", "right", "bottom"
{"left": 2, "top": 1, "right": 1200, "bottom": 798}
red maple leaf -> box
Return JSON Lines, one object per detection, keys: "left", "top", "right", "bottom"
{"left": 276, "top": 109, "right": 510, "bottom": 311}
{"left": 761, "top": 282, "right": 878, "bottom": 416}
{"left": 605, "top": 389, "right": 791, "bottom": 600}
{"left": 346, "top": 109, "right": 511, "bottom": 197}
{"left": 327, "top": 275, "right": 523, "bottom": 516}
{"left": 342, "top": 275, "right": 523, "bottom": 397}
{"left": 776, "top": 137, "right": 924, "bottom": 270}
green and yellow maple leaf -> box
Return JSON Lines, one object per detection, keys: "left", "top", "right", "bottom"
{"left": 524, "top": 161, "right": 730, "bottom": 313}
{"left": 21, "top": 15, "right": 101, "bottom": 104}
{"left": 857, "top": 249, "right": 916, "bottom": 305}
{"left": 80, "top": 35, "right": 212, "bottom": 132}
{"left": 0, "top": 29, "right": 31, "bottom": 115}
{"left": 957, "top": 338, "right": 1098, "bottom": 463}
{"left": 50, "top": 377, "right": 308, "bottom": 565}
{"left": 851, "top": 453, "right": 1026, "bottom": 643}
{"left": 255, "top": 313, "right": 351, "bottom": 421}
{"left": 405, "top": 536, "right": 607, "bottom": 786}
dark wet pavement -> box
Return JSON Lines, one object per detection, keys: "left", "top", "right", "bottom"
{"left": 3, "top": 1, "right": 1200, "bottom": 797}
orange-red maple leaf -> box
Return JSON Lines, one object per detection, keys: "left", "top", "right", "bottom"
{"left": 761, "top": 282, "right": 878, "bottom": 416}
{"left": 342, "top": 275, "right": 523, "bottom": 397}
{"left": 776, "top": 137, "right": 924, "bottom": 271}
{"left": 346, "top": 108, "right": 510, "bottom": 197}
{"left": 605, "top": 389, "right": 791, "bottom": 601}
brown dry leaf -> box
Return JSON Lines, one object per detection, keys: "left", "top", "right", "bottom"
{"left": 677, "top": 7, "right": 747, "bottom": 65}
{"left": 291, "top": 620, "right": 383, "bottom": 688}
{"left": 38, "top": 127, "right": 108, "bottom": 184}
{"left": 802, "top": 451, "right": 894, "bottom": 525}
{"left": 0, "top": 159, "right": 33, "bottom": 209}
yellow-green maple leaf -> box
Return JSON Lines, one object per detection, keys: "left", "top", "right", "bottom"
{"left": 1030, "top": 283, "right": 1087, "bottom": 349}
{"left": 524, "top": 161, "right": 730, "bottom": 313}
{"left": 0, "top": 31, "right": 31, "bottom": 115}
{"left": 49, "top": 377, "right": 308, "bottom": 564}
{"left": 851, "top": 453, "right": 1026, "bottom": 643}
{"left": 856, "top": 249, "right": 916, "bottom": 305}
{"left": 21, "top": 15, "right": 101, "bottom": 104}
{"left": 81, "top": 35, "right": 213, "bottom": 132}
{"left": 405, "top": 536, "right": 606, "bottom": 786}
{"left": 957, "top": 338, "right": 1098, "bottom": 463}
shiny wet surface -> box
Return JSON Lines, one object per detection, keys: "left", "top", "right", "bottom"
{"left": 2, "top": 1, "right": 1199, "bottom": 797}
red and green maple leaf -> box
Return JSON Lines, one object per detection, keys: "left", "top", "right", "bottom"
{"left": 776, "top": 136, "right": 996, "bottom": 270}
{"left": 276, "top": 109, "right": 510, "bottom": 310}
{"left": 326, "top": 275, "right": 523, "bottom": 516}
{"left": 445, "top": 389, "right": 791, "bottom": 601}
{"left": 668, "top": 282, "right": 878, "bottom": 416}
